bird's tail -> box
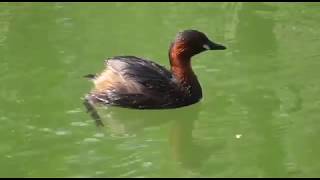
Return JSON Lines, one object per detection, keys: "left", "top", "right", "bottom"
{"left": 83, "top": 74, "right": 96, "bottom": 80}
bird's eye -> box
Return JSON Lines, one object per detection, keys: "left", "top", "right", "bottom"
{"left": 203, "top": 44, "right": 210, "bottom": 50}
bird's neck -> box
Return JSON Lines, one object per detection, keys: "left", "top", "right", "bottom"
{"left": 169, "top": 44, "right": 202, "bottom": 101}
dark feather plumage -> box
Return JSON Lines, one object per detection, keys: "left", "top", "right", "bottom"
{"left": 87, "top": 56, "right": 196, "bottom": 109}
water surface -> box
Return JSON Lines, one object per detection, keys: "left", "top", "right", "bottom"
{"left": 0, "top": 2, "right": 319, "bottom": 177}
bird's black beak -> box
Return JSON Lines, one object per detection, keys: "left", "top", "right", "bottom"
{"left": 204, "top": 40, "right": 226, "bottom": 50}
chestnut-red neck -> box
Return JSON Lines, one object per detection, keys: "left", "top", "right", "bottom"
{"left": 169, "top": 42, "right": 195, "bottom": 83}
{"left": 169, "top": 43, "right": 202, "bottom": 102}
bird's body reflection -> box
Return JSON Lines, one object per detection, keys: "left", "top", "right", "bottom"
{"left": 92, "top": 103, "right": 213, "bottom": 170}
{"left": 169, "top": 115, "right": 213, "bottom": 169}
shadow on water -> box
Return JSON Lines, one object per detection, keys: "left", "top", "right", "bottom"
{"left": 86, "top": 102, "right": 215, "bottom": 171}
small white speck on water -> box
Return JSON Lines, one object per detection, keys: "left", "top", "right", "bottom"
{"left": 235, "top": 134, "right": 242, "bottom": 139}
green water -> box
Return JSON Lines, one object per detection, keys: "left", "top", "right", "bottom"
{"left": 1, "top": 2, "right": 320, "bottom": 177}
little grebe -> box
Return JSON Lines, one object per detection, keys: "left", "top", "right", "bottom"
{"left": 84, "top": 30, "right": 226, "bottom": 114}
